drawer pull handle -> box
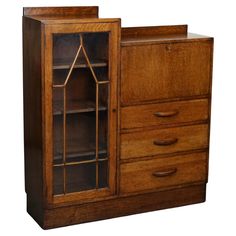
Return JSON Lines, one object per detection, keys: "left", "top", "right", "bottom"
{"left": 153, "top": 138, "right": 178, "bottom": 146}
{"left": 152, "top": 168, "right": 177, "bottom": 177}
{"left": 154, "top": 110, "right": 179, "bottom": 117}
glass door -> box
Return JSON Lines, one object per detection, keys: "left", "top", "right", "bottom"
{"left": 44, "top": 21, "right": 119, "bottom": 204}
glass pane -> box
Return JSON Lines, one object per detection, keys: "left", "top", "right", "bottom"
{"left": 66, "top": 113, "right": 96, "bottom": 161}
{"left": 99, "top": 161, "right": 108, "bottom": 188}
{"left": 52, "top": 32, "right": 110, "bottom": 195}
{"left": 66, "top": 163, "right": 96, "bottom": 193}
{"left": 53, "top": 110, "right": 63, "bottom": 164}
{"left": 53, "top": 166, "right": 63, "bottom": 195}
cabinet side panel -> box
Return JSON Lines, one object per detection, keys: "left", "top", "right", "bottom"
{"left": 23, "top": 17, "right": 44, "bottom": 225}
{"left": 207, "top": 39, "right": 214, "bottom": 181}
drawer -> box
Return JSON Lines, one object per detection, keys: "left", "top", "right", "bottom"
{"left": 120, "top": 152, "right": 207, "bottom": 194}
{"left": 121, "top": 124, "right": 208, "bottom": 160}
{"left": 121, "top": 41, "right": 213, "bottom": 105}
{"left": 121, "top": 99, "right": 209, "bottom": 129}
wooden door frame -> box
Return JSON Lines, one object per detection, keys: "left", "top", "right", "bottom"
{"left": 42, "top": 19, "right": 120, "bottom": 208}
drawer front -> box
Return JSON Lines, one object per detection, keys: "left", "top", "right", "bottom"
{"left": 120, "top": 152, "right": 207, "bottom": 194}
{"left": 121, "top": 99, "right": 209, "bottom": 130}
{"left": 121, "top": 124, "right": 208, "bottom": 160}
{"left": 121, "top": 41, "right": 212, "bottom": 105}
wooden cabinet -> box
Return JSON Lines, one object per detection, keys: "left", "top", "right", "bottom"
{"left": 23, "top": 6, "right": 213, "bottom": 229}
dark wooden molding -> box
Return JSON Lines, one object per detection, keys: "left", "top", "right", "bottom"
{"left": 23, "top": 6, "right": 99, "bottom": 17}
{"left": 122, "top": 25, "right": 188, "bottom": 38}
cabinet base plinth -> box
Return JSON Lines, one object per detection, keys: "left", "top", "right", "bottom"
{"left": 27, "top": 183, "right": 206, "bottom": 229}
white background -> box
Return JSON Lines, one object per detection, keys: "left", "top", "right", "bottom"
{"left": 0, "top": 0, "right": 235, "bottom": 235}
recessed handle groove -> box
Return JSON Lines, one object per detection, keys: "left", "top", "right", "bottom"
{"left": 154, "top": 110, "right": 179, "bottom": 118}
{"left": 152, "top": 168, "right": 177, "bottom": 177}
{"left": 153, "top": 138, "right": 178, "bottom": 146}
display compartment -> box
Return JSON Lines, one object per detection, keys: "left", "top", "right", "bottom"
{"left": 52, "top": 32, "right": 110, "bottom": 195}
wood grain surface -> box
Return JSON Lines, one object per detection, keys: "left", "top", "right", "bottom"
{"left": 121, "top": 99, "right": 209, "bottom": 129}
{"left": 120, "top": 152, "right": 207, "bottom": 194}
{"left": 121, "top": 124, "right": 209, "bottom": 160}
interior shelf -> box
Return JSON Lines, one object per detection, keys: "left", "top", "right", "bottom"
{"left": 53, "top": 58, "right": 108, "bottom": 70}
{"left": 54, "top": 149, "right": 107, "bottom": 161}
{"left": 53, "top": 100, "right": 107, "bottom": 115}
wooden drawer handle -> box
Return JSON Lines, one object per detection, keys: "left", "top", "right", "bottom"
{"left": 152, "top": 168, "right": 177, "bottom": 177}
{"left": 153, "top": 138, "right": 178, "bottom": 146}
{"left": 154, "top": 110, "right": 179, "bottom": 117}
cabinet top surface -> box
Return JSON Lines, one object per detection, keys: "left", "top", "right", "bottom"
{"left": 121, "top": 33, "right": 213, "bottom": 46}
{"left": 23, "top": 6, "right": 120, "bottom": 24}
{"left": 121, "top": 25, "right": 213, "bottom": 46}
{"left": 24, "top": 15, "right": 120, "bottom": 24}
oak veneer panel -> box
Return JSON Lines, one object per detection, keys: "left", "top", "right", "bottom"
{"left": 43, "top": 183, "right": 206, "bottom": 229}
{"left": 120, "top": 152, "right": 207, "bottom": 194}
{"left": 23, "top": 17, "right": 44, "bottom": 225}
{"left": 121, "top": 99, "right": 209, "bottom": 129}
{"left": 121, "top": 41, "right": 213, "bottom": 105}
{"left": 120, "top": 124, "right": 208, "bottom": 160}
